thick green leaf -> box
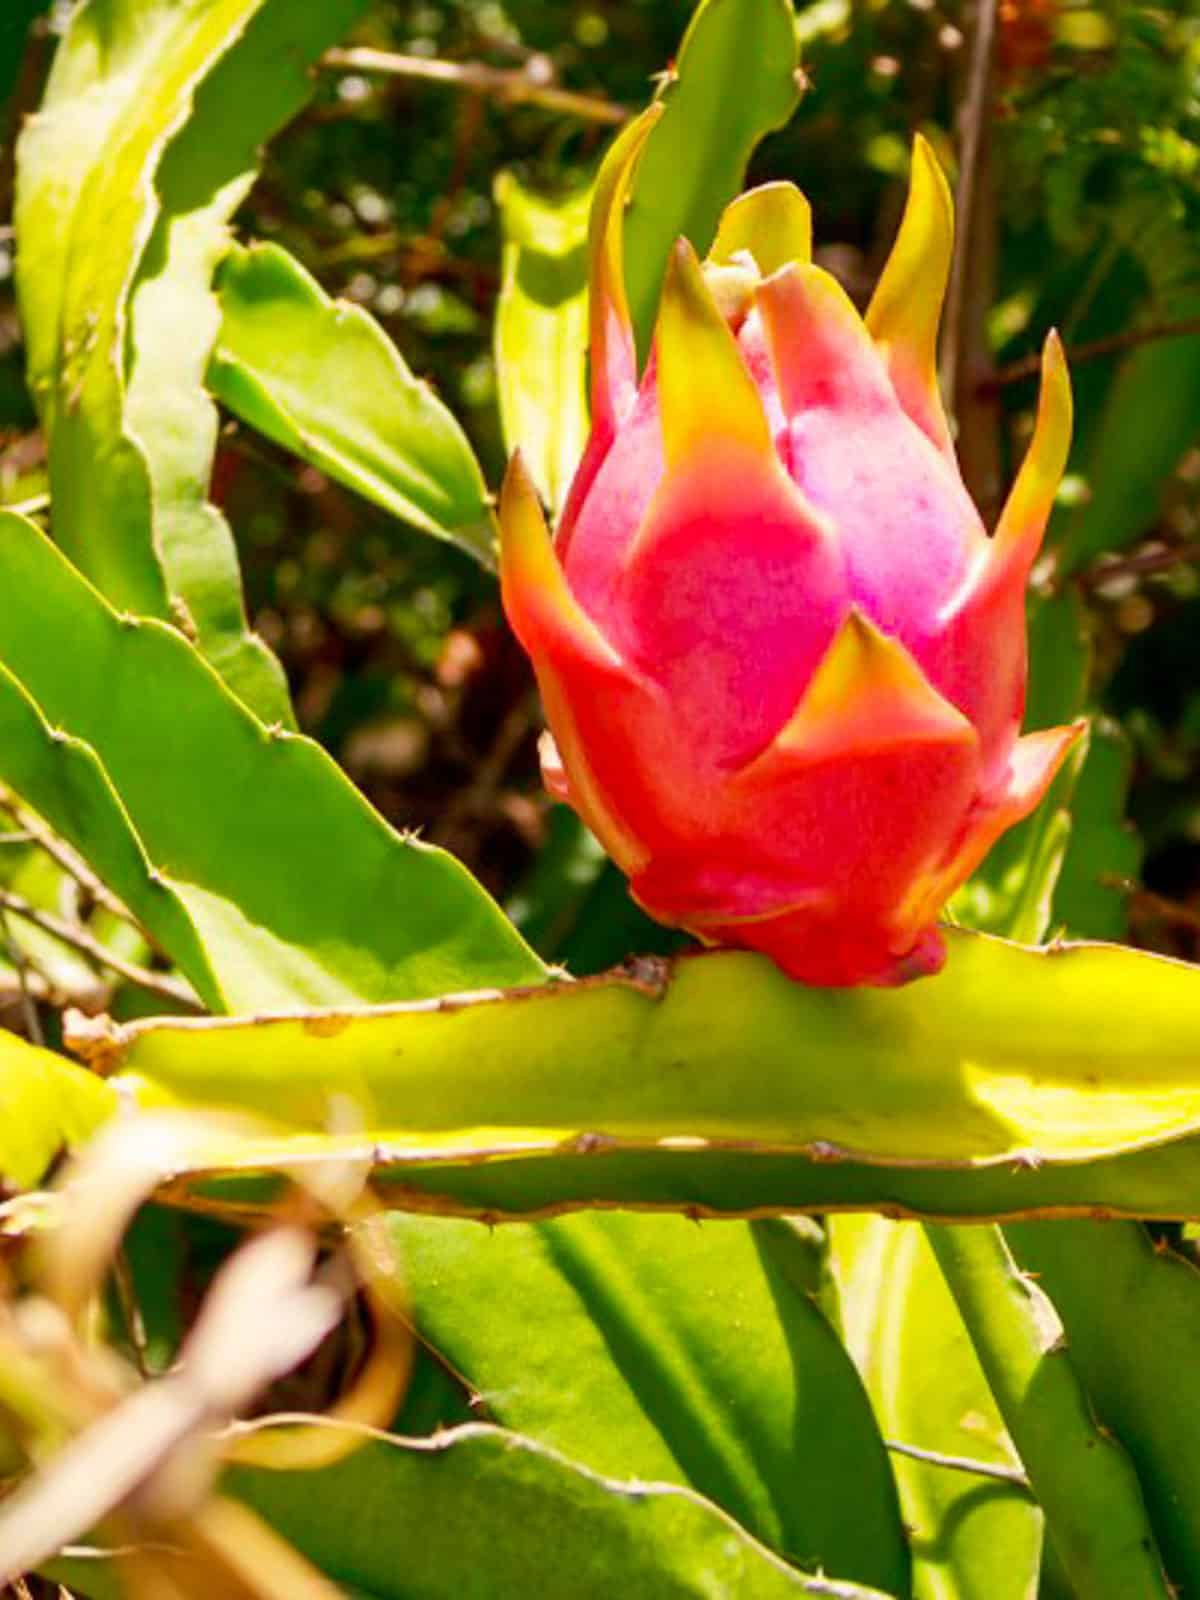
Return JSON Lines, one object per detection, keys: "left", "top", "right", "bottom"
{"left": 230, "top": 1424, "right": 892, "bottom": 1599}
{"left": 0, "top": 1031, "right": 117, "bottom": 1192}
{"left": 13, "top": 0, "right": 345, "bottom": 716}
{"left": 120, "top": 0, "right": 368, "bottom": 722}
{"left": 384, "top": 1212, "right": 909, "bottom": 1593}
{"left": 493, "top": 173, "right": 590, "bottom": 514}
{"left": 832, "top": 1216, "right": 1042, "bottom": 1599}
{"left": 0, "top": 655, "right": 222, "bottom": 1008}
{"left": 81, "top": 930, "right": 1200, "bottom": 1220}
{"left": 923, "top": 1224, "right": 1169, "bottom": 1598}
{"left": 105, "top": 929, "right": 1200, "bottom": 1167}
{"left": 0, "top": 511, "right": 543, "bottom": 1010}
{"left": 1006, "top": 1220, "right": 1200, "bottom": 1596}
{"left": 209, "top": 243, "right": 495, "bottom": 565}
{"left": 623, "top": 0, "right": 802, "bottom": 359}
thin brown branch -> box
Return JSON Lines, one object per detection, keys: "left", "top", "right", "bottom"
{"left": 985, "top": 316, "right": 1200, "bottom": 391}
{"left": 112, "top": 1250, "right": 151, "bottom": 1380}
{"left": 0, "top": 890, "right": 202, "bottom": 1012}
{"left": 429, "top": 693, "right": 537, "bottom": 850}
{"left": 941, "top": 0, "right": 999, "bottom": 414}
{"left": 1126, "top": 885, "right": 1200, "bottom": 936}
{"left": 1078, "top": 540, "right": 1200, "bottom": 592}
{"left": 0, "top": 909, "right": 43, "bottom": 1046}
{"left": 320, "top": 46, "right": 628, "bottom": 125}
{"left": 0, "top": 787, "right": 165, "bottom": 953}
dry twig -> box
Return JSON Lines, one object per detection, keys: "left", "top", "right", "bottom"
{"left": 320, "top": 46, "right": 628, "bottom": 125}
{"left": 0, "top": 889, "right": 201, "bottom": 1012}
{"left": 985, "top": 316, "right": 1200, "bottom": 391}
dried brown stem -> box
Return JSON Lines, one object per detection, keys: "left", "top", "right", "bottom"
{"left": 429, "top": 693, "right": 537, "bottom": 850}
{"left": 0, "top": 788, "right": 135, "bottom": 929}
{"left": 941, "top": 0, "right": 998, "bottom": 414}
{"left": 320, "top": 46, "right": 628, "bottom": 125}
{"left": 112, "top": 1250, "right": 151, "bottom": 1380}
{"left": 1127, "top": 885, "right": 1200, "bottom": 936}
{"left": 0, "top": 909, "right": 43, "bottom": 1046}
{"left": 0, "top": 890, "right": 202, "bottom": 1012}
{"left": 1078, "top": 540, "right": 1200, "bottom": 592}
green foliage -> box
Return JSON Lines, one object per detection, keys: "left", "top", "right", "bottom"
{"left": 2, "top": 1, "right": 1200, "bottom": 1596}
{"left": 0, "top": 509, "right": 542, "bottom": 1009}
{"left": 622, "top": 0, "right": 801, "bottom": 359}
{"left": 211, "top": 242, "right": 495, "bottom": 563}
{"left": 923, "top": 1223, "right": 1169, "bottom": 1597}
{"left": 1005, "top": 1219, "right": 1200, "bottom": 1594}
{"left": 493, "top": 173, "right": 590, "bottom": 513}
{"left": 231, "top": 1424, "right": 891, "bottom": 1599}
{"left": 385, "top": 1211, "right": 909, "bottom": 1592}
{"left": 41, "top": 930, "right": 1200, "bottom": 1222}
{"left": 832, "top": 1216, "right": 1043, "bottom": 1597}
{"left": 13, "top": 0, "right": 366, "bottom": 720}
{"left": 0, "top": 1029, "right": 115, "bottom": 1191}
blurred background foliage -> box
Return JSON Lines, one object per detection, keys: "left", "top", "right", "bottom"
{"left": 1, "top": 0, "right": 1198, "bottom": 977}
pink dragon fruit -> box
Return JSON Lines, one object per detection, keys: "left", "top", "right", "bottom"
{"left": 500, "top": 110, "right": 1084, "bottom": 986}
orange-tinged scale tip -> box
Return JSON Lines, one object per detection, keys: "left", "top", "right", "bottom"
{"left": 864, "top": 133, "right": 955, "bottom": 457}
{"left": 742, "top": 609, "right": 977, "bottom": 775}
{"left": 901, "top": 717, "right": 1086, "bottom": 929}
{"left": 657, "top": 237, "right": 772, "bottom": 466}
{"left": 709, "top": 182, "right": 813, "bottom": 276}
{"left": 498, "top": 452, "right": 622, "bottom": 672}
{"left": 499, "top": 454, "right": 650, "bottom": 871}
{"left": 587, "top": 105, "right": 662, "bottom": 427}
{"left": 993, "top": 330, "right": 1073, "bottom": 567}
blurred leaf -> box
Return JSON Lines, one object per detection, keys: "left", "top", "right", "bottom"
{"left": 1024, "top": 588, "right": 1091, "bottom": 734}
{"left": 831, "top": 1216, "right": 1042, "bottom": 1598}
{"left": 1053, "top": 716, "right": 1141, "bottom": 940}
{"left": 210, "top": 243, "right": 495, "bottom": 565}
{"left": 624, "top": 0, "right": 802, "bottom": 358}
{"left": 86, "top": 929, "right": 1200, "bottom": 1220}
{"left": 0, "top": 1031, "right": 117, "bottom": 1191}
{"left": 505, "top": 807, "right": 607, "bottom": 955}
{"left": 493, "top": 173, "right": 590, "bottom": 514}
{"left": 231, "top": 1423, "right": 893, "bottom": 1599}
{"left": 383, "top": 1211, "right": 909, "bottom": 1593}
{"left": 14, "top": 0, "right": 361, "bottom": 717}
{"left": 1058, "top": 329, "right": 1200, "bottom": 573}
{"left": 952, "top": 590, "right": 1090, "bottom": 942}
{"left": 0, "top": 511, "right": 543, "bottom": 1010}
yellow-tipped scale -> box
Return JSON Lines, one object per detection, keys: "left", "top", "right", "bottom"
{"left": 742, "top": 609, "right": 977, "bottom": 774}
{"left": 656, "top": 238, "right": 772, "bottom": 467}
{"left": 586, "top": 105, "right": 662, "bottom": 434}
{"left": 866, "top": 134, "right": 956, "bottom": 458}
{"left": 710, "top": 182, "right": 813, "bottom": 276}
{"left": 993, "top": 331, "right": 1073, "bottom": 571}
